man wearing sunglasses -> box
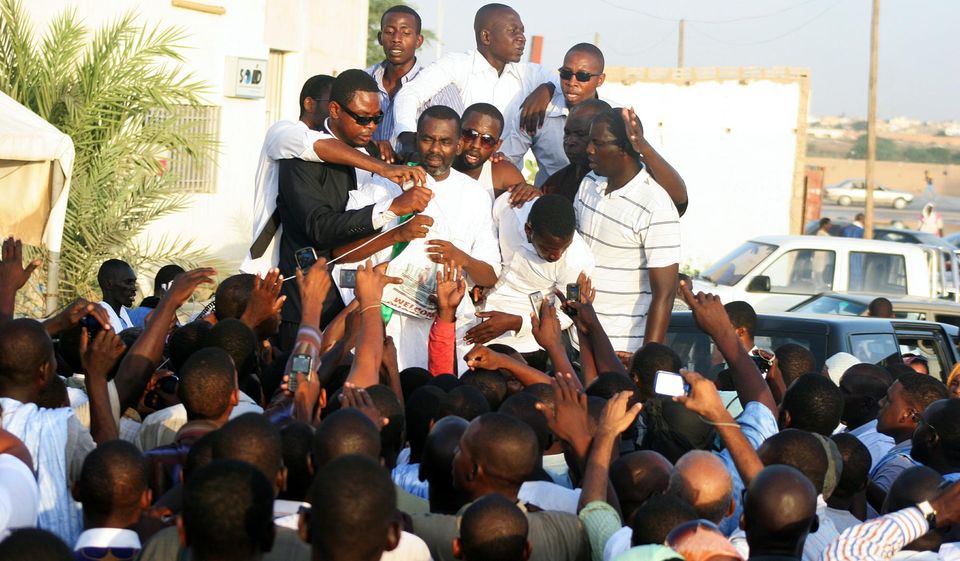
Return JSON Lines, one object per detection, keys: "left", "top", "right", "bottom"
{"left": 501, "top": 43, "right": 607, "bottom": 187}
{"left": 453, "top": 103, "right": 539, "bottom": 207}
{"left": 243, "top": 74, "right": 427, "bottom": 277}
{"left": 275, "top": 70, "right": 434, "bottom": 346}
{"left": 392, "top": 4, "right": 558, "bottom": 161}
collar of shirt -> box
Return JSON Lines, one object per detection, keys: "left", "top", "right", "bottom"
{"left": 322, "top": 118, "right": 370, "bottom": 157}
{"left": 584, "top": 166, "right": 650, "bottom": 199}
{"left": 469, "top": 49, "right": 523, "bottom": 81}
{"left": 75, "top": 528, "right": 142, "bottom": 551}
{"left": 368, "top": 59, "right": 424, "bottom": 93}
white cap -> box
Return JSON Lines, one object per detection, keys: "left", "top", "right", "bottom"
{"left": 824, "top": 352, "right": 861, "bottom": 385}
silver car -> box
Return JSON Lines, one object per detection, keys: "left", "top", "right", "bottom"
{"left": 824, "top": 178, "right": 914, "bottom": 209}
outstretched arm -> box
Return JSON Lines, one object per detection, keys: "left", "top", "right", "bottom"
{"left": 623, "top": 108, "right": 688, "bottom": 216}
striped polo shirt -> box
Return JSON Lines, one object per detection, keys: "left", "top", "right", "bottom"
{"left": 574, "top": 168, "right": 680, "bottom": 351}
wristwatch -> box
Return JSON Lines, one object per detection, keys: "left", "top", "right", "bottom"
{"left": 917, "top": 500, "right": 937, "bottom": 528}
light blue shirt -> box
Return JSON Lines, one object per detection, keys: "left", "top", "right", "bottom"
{"left": 717, "top": 401, "right": 779, "bottom": 535}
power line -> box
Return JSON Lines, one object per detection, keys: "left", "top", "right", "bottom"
{"left": 687, "top": 0, "right": 845, "bottom": 47}
{"left": 595, "top": 0, "right": 830, "bottom": 25}
{"left": 606, "top": 26, "right": 676, "bottom": 57}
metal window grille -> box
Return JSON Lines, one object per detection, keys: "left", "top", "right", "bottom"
{"left": 161, "top": 105, "right": 221, "bottom": 193}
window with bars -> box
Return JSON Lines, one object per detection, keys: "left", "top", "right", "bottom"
{"left": 157, "top": 105, "right": 221, "bottom": 193}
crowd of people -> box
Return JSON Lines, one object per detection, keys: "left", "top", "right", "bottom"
{"left": 2, "top": 3, "right": 960, "bottom": 561}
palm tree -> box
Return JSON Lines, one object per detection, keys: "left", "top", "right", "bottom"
{"left": 0, "top": 0, "right": 215, "bottom": 311}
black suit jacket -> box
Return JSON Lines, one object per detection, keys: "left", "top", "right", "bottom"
{"left": 276, "top": 154, "right": 380, "bottom": 327}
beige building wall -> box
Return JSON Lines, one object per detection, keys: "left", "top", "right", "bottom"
{"left": 20, "top": 0, "right": 369, "bottom": 282}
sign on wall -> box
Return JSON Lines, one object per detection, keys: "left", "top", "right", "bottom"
{"left": 224, "top": 57, "right": 267, "bottom": 99}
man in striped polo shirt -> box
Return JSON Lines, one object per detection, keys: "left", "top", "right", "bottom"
{"left": 574, "top": 107, "right": 681, "bottom": 357}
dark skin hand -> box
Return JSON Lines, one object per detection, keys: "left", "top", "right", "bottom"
{"left": 0, "top": 237, "right": 40, "bottom": 320}
{"left": 622, "top": 108, "right": 688, "bottom": 216}
{"left": 519, "top": 83, "right": 557, "bottom": 136}
{"left": 464, "top": 310, "right": 521, "bottom": 346}
{"left": 43, "top": 298, "right": 112, "bottom": 337}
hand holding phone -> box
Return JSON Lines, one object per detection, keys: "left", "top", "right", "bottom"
{"left": 654, "top": 370, "right": 690, "bottom": 397}
{"left": 295, "top": 247, "right": 318, "bottom": 271}
{"left": 287, "top": 353, "right": 313, "bottom": 393}
{"left": 529, "top": 291, "right": 544, "bottom": 319}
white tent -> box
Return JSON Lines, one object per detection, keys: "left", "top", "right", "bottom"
{"left": 0, "top": 90, "right": 74, "bottom": 312}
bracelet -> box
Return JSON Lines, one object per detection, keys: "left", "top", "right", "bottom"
{"left": 359, "top": 304, "right": 382, "bottom": 314}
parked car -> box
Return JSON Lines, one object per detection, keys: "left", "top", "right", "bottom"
{"left": 945, "top": 231, "right": 960, "bottom": 249}
{"left": 804, "top": 221, "right": 959, "bottom": 274}
{"left": 694, "top": 235, "right": 955, "bottom": 312}
{"left": 823, "top": 179, "right": 914, "bottom": 209}
{"left": 668, "top": 311, "right": 959, "bottom": 382}
{"left": 788, "top": 292, "right": 960, "bottom": 328}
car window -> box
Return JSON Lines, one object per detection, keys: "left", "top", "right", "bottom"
{"left": 791, "top": 295, "right": 866, "bottom": 316}
{"left": 667, "top": 328, "right": 827, "bottom": 373}
{"left": 761, "top": 249, "right": 836, "bottom": 294}
{"left": 848, "top": 252, "right": 907, "bottom": 294}
{"left": 700, "top": 241, "right": 777, "bottom": 287}
{"left": 934, "top": 314, "right": 960, "bottom": 329}
{"left": 895, "top": 311, "right": 926, "bottom": 320}
{"left": 875, "top": 231, "right": 908, "bottom": 243}
{"left": 898, "top": 333, "right": 951, "bottom": 382}
{"left": 849, "top": 333, "right": 901, "bottom": 366}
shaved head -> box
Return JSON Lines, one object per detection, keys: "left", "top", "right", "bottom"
{"left": 759, "top": 429, "right": 829, "bottom": 495}
{"left": 457, "top": 494, "right": 529, "bottom": 561}
{"left": 0, "top": 318, "right": 54, "bottom": 395}
{"left": 611, "top": 451, "right": 672, "bottom": 522}
{"left": 667, "top": 450, "right": 734, "bottom": 524}
{"left": 743, "top": 465, "right": 817, "bottom": 554}
{"left": 312, "top": 409, "right": 381, "bottom": 467}
{"left": 474, "top": 3, "right": 516, "bottom": 35}
{"left": 455, "top": 413, "right": 539, "bottom": 494}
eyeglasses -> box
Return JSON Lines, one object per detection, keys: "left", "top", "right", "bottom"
{"left": 558, "top": 68, "right": 602, "bottom": 82}
{"left": 461, "top": 128, "right": 498, "bottom": 148}
{"left": 339, "top": 104, "right": 384, "bottom": 126}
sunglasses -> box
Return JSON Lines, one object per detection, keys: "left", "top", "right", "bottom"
{"left": 461, "top": 128, "right": 498, "bottom": 148}
{"left": 340, "top": 104, "right": 384, "bottom": 126}
{"left": 558, "top": 68, "right": 601, "bottom": 82}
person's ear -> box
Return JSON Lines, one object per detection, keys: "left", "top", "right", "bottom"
{"left": 140, "top": 489, "right": 153, "bottom": 511}
{"left": 319, "top": 388, "right": 328, "bottom": 410}
{"left": 416, "top": 34, "right": 424, "bottom": 49}
{"left": 479, "top": 29, "right": 491, "bottom": 47}
{"left": 177, "top": 515, "right": 188, "bottom": 547}
{"left": 377, "top": 31, "right": 384, "bottom": 46}
{"left": 778, "top": 407, "right": 791, "bottom": 430}
{"left": 297, "top": 510, "right": 310, "bottom": 544}
{"left": 386, "top": 518, "right": 401, "bottom": 552}
{"left": 329, "top": 101, "right": 342, "bottom": 120}
{"left": 739, "top": 510, "right": 746, "bottom": 531}
{"left": 522, "top": 540, "right": 532, "bottom": 561}
{"left": 452, "top": 537, "right": 464, "bottom": 560}
{"left": 231, "top": 388, "right": 240, "bottom": 406}
{"left": 307, "top": 454, "right": 315, "bottom": 477}
{"left": 734, "top": 326, "right": 747, "bottom": 339}
{"left": 36, "top": 361, "right": 52, "bottom": 392}
{"left": 596, "top": 73, "right": 606, "bottom": 88}
{"left": 303, "top": 97, "right": 316, "bottom": 115}
{"left": 727, "top": 497, "right": 736, "bottom": 517}
{"left": 494, "top": 138, "right": 503, "bottom": 152}
{"left": 524, "top": 222, "right": 534, "bottom": 241}
{"left": 277, "top": 466, "right": 288, "bottom": 494}
{"left": 71, "top": 482, "right": 81, "bottom": 502}
{"left": 810, "top": 514, "right": 820, "bottom": 534}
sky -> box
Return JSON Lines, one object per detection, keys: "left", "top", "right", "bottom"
{"left": 408, "top": 0, "right": 960, "bottom": 122}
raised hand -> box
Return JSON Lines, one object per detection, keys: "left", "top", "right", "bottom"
{"left": 621, "top": 107, "right": 647, "bottom": 154}
{"left": 673, "top": 370, "right": 729, "bottom": 422}
{"left": 339, "top": 382, "right": 389, "bottom": 429}
{"left": 243, "top": 267, "right": 285, "bottom": 328}
{"left": 536, "top": 372, "right": 591, "bottom": 446}
{"left": 81, "top": 327, "right": 127, "bottom": 380}
{"left": 44, "top": 298, "right": 112, "bottom": 336}
{"left": 388, "top": 185, "right": 433, "bottom": 216}
{"left": 597, "top": 390, "right": 643, "bottom": 439}
{"left": 435, "top": 261, "right": 465, "bottom": 322}
{"left": 464, "top": 344, "right": 506, "bottom": 372}
{"left": 161, "top": 268, "right": 217, "bottom": 308}
{"left": 678, "top": 279, "right": 735, "bottom": 339}
{"left": 353, "top": 261, "right": 402, "bottom": 307}
{"left": 464, "top": 310, "right": 521, "bottom": 346}
{"left": 379, "top": 163, "right": 427, "bottom": 189}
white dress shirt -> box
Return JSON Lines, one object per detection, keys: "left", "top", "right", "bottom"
{"left": 135, "top": 391, "right": 263, "bottom": 451}
{"left": 97, "top": 301, "right": 133, "bottom": 333}
{"left": 74, "top": 527, "right": 142, "bottom": 551}
{"left": 483, "top": 194, "right": 594, "bottom": 353}
{"left": 242, "top": 120, "right": 330, "bottom": 275}
{"left": 393, "top": 49, "right": 557, "bottom": 138}
{"left": 367, "top": 59, "right": 463, "bottom": 144}
{"left": 730, "top": 494, "right": 839, "bottom": 561}
{"left": 574, "top": 169, "right": 680, "bottom": 352}
{"left": 500, "top": 88, "right": 569, "bottom": 186}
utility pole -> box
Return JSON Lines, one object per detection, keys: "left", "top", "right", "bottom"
{"left": 864, "top": 0, "right": 880, "bottom": 238}
{"left": 678, "top": 19, "right": 685, "bottom": 67}
{"left": 593, "top": 32, "right": 600, "bottom": 47}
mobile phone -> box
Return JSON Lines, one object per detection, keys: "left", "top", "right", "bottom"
{"left": 339, "top": 269, "right": 357, "bottom": 289}
{"left": 79, "top": 315, "right": 102, "bottom": 338}
{"left": 566, "top": 283, "right": 580, "bottom": 302}
{"left": 529, "top": 291, "right": 544, "bottom": 317}
{"left": 654, "top": 370, "right": 689, "bottom": 397}
{"left": 287, "top": 353, "right": 313, "bottom": 393}
{"left": 295, "top": 247, "right": 318, "bottom": 271}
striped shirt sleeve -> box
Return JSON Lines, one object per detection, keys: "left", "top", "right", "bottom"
{"left": 819, "top": 507, "right": 929, "bottom": 561}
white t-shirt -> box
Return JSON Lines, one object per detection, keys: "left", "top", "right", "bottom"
{"left": 574, "top": 169, "right": 680, "bottom": 352}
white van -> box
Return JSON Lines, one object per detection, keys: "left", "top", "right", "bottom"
{"left": 693, "top": 235, "right": 958, "bottom": 312}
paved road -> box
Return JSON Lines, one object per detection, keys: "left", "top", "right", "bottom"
{"left": 822, "top": 195, "right": 960, "bottom": 228}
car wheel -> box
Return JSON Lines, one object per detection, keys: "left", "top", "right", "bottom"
{"left": 893, "top": 197, "right": 907, "bottom": 209}
{"left": 838, "top": 196, "right": 852, "bottom": 206}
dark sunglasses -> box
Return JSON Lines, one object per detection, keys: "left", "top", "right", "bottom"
{"left": 461, "top": 128, "right": 498, "bottom": 148}
{"left": 558, "top": 68, "right": 601, "bottom": 82}
{"left": 340, "top": 104, "right": 384, "bottom": 126}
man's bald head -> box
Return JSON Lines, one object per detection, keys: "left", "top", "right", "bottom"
{"left": 611, "top": 451, "right": 672, "bottom": 522}
{"left": 0, "top": 318, "right": 54, "bottom": 396}
{"left": 474, "top": 3, "right": 516, "bottom": 35}
{"left": 667, "top": 450, "right": 734, "bottom": 524}
{"left": 456, "top": 494, "right": 530, "bottom": 561}
{"left": 312, "top": 409, "right": 381, "bottom": 468}
{"left": 455, "top": 413, "right": 539, "bottom": 495}
{"left": 743, "top": 465, "right": 817, "bottom": 554}
{"left": 212, "top": 413, "right": 284, "bottom": 487}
